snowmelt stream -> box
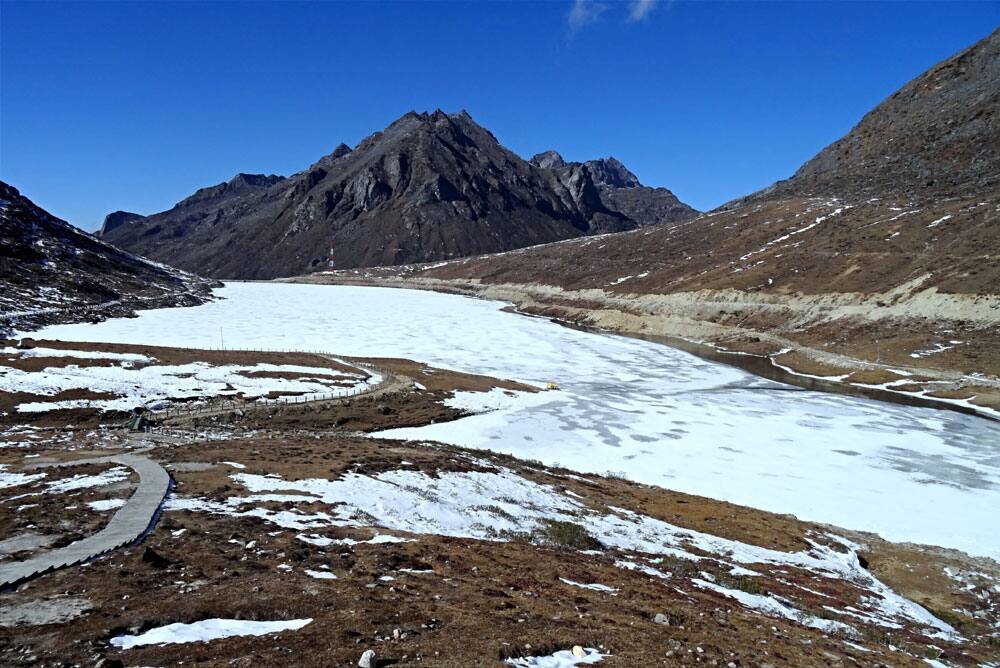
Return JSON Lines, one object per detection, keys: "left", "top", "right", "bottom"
{"left": 31, "top": 282, "right": 1000, "bottom": 559}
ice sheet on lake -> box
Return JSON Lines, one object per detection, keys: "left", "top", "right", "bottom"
{"left": 31, "top": 282, "right": 1000, "bottom": 559}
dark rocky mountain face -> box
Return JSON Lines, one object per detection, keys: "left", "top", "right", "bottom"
{"left": 101, "top": 110, "right": 698, "bottom": 279}
{"left": 530, "top": 151, "right": 698, "bottom": 227}
{"left": 583, "top": 157, "right": 640, "bottom": 188}
{"left": 100, "top": 210, "right": 146, "bottom": 236}
{"left": 0, "top": 181, "right": 215, "bottom": 335}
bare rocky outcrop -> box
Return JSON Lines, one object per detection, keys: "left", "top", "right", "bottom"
{"left": 98, "top": 210, "right": 145, "bottom": 236}
{"left": 529, "top": 150, "right": 698, "bottom": 226}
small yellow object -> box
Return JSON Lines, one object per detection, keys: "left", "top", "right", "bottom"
{"left": 546, "top": 381, "right": 559, "bottom": 390}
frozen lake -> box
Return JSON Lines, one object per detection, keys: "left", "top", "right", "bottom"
{"left": 34, "top": 282, "right": 1000, "bottom": 560}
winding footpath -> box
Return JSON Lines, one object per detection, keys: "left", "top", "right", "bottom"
{"left": 1, "top": 356, "right": 406, "bottom": 588}
{"left": 0, "top": 453, "right": 170, "bottom": 589}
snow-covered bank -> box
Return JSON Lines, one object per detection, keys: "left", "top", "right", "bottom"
{"left": 32, "top": 282, "right": 1000, "bottom": 560}
{"left": 166, "top": 464, "right": 958, "bottom": 639}
{"left": 0, "top": 353, "right": 374, "bottom": 413}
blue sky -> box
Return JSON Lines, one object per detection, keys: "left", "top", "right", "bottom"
{"left": 1, "top": 1, "right": 997, "bottom": 231}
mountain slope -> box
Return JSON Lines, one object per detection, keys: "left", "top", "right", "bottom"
{"left": 304, "top": 28, "right": 1000, "bottom": 412}
{"left": 101, "top": 111, "right": 698, "bottom": 279}
{"left": 0, "top": 182, "right": 215, "bottom": 335}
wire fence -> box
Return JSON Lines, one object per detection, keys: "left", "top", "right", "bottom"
{"left": 149, "top": 349, "right": 391, "bottom": 422}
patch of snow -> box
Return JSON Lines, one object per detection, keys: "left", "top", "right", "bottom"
{"left": 46, "top": 467, "right": 129, "bottom": 493}
{"left": 740, "top": 207, "right": 848, "bottom": 261}
{"left": 170, "top": 467, "right": 957, "bottom": 637}
{"left": 0, "top": 465, "right": 46, "bottom": 489}
{"left": 505, "top": 648, "right": 607, "bottom": 667}
{"left": 694, "top": 578, "right": 855, "bottom": 635}
{"left": 614, "top": 559, "right": 671, "bottom": 580}
{"left": 910, "top": 343, "right": 955, "bottom": 359}
{"left": 1, "top": 360, "right": 374, "bottom": 413}
{"left": 304, "top": 569, "right": 336, "bottom": 579}
{"left": 1, "top": 346, "right": 153, "bottom": 363}
{"left": 88, "top": 498, "right": 126, "bottom": 511}
{"left": 445, "top": 388, "right": 529, "bottom": 413}
{"left": 559, "top": 578, "right": 618, "bottom": 594}
{"left": 110, "top": 618, "right": 312, "bottom": 649}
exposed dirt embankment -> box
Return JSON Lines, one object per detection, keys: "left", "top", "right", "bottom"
{"left": 288, "top": 273, "right": 1000, "bottom": 417}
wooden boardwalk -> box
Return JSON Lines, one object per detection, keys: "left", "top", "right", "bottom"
{"left": 0, "top": 454, "right": 170, "bottom": 589}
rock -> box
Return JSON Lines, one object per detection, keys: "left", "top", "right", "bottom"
{"left": 358, "top": 649, "right": 376, "bottom": 667}
{"left": 654, "top": 612, "right": 670, "bottom": 625}
{"left": 572, "top": 646, "right": 587, "bottom": 658}
{"left": 94, "top": 658, "right": 124, "bottom": 668}
{"left": 140, "top": 546, "right": 172, "bottom": 568}
{"left": 99, "top": 210, "right": 145, "bottom": 236}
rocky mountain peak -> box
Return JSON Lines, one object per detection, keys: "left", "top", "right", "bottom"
{"left": 310, "top": 143, "right": 354, "bottom": 171}
{"left": 228, "top": 173, "right": 282, "bottom": 188}
{"left": 99, "top": 210, "right": 145, "bottom": 236}
{"left": 530, "top": 150, "right": 567, "bottom": 170}
{"left": 178, "top": 172, "right": 284, "bottom": 208}
{"left": 584, "top": 157, "right": 641, "bottom": 188}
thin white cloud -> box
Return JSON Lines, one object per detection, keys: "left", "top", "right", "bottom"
{"left": 628, "top": 0, "right": 659, "bottom": 22}
{"left": 567, "top": 0, "right": 607, "bottom": 31}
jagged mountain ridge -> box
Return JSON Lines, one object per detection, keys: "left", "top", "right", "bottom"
{"left": 528, "top": 151, "right": 697, "bottom": 232}
{"left": 0, "top": 182, "right": 216, "bottom": 335}
{"left": 100, "top": 110, "right": 698, "bottom": 279}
